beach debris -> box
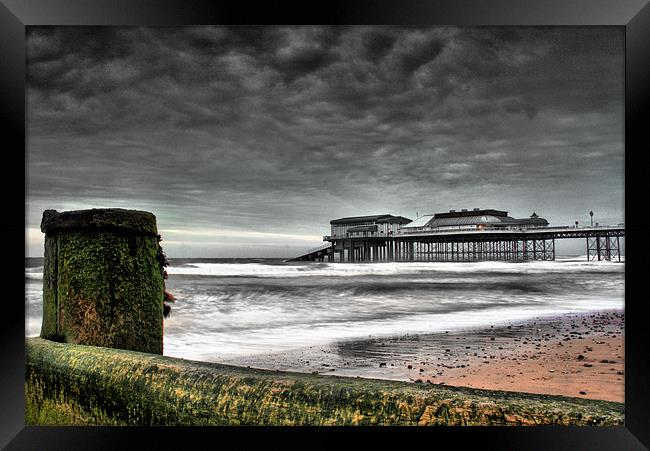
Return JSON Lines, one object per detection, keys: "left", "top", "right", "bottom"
{"left": 580, "top": 391, "right": 587, "bottom": 395}
{"left": 577, "top": 354, "right": 585, "bottom": 360}
{"left": 407, "top": 364, "right": 413, "bottom": 369}
{"left": 379, "top": 362, "right": 386, "bottom": 367}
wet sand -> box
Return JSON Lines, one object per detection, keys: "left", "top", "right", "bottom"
{"left": 223, "top": 309, "right": 624, "bottom": 403}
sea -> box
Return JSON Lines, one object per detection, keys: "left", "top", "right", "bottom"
{"left": 25, "top": 256, "right": 624, "bottom": 366}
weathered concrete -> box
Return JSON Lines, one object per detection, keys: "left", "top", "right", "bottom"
{"left": 25, "top": 338, "right": 624, "bottom": 426}
{"left": 39, "top": 208, "right": 165, "bottom": 354}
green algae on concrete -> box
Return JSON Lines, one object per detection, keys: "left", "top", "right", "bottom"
{"left": 25, "top": 338, "right": 625, "bottom": 426}
{"left": 39, "top": 209, "right": 165, "bottom": 354}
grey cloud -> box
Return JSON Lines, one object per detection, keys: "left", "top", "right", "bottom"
{"left": 360, "top": 28, "right": 398, "bottom": 63}
{"left": 26, "top": 26, "right": 624, "bottom": 257}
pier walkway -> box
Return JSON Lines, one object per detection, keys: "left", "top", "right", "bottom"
{"left": 286, "top": 242, "right": 333, "bottom": 262}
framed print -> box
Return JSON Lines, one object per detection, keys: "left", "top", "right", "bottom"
{"left": 2, "top": 0, "right": 649, "bottom": 449}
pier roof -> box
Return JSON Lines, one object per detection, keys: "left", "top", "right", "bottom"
{"left": 430, "top": 215, "right": 519, "bottom": 227}
{"left": 401, "top": 209, "right": 549, "bottom": 229}
{"left": 401, "top": 215, "right": 434, "bottom": 228}
{"left": 330, "top": 214, "right": 411, "bottom": 225}
{"left": 434, "top": 209, "right": 508, "bottom": 219}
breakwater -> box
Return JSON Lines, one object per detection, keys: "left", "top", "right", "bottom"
{"left": 25, "top": 337, "right": 624, "bottom": 426}
{"left": 39, "top": 208, "right": 166, "bottom": 354}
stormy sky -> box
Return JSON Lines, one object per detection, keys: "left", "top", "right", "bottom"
{"left": 26, "top": 26, "right": 624, "bottom": 257}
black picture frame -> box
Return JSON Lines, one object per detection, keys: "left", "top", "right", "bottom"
{"left": 2, "top": 0, "right": 648, "bottom": 449}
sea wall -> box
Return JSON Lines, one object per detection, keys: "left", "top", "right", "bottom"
{"left": 25, "top": 337, "right": 624, "bottom": 426}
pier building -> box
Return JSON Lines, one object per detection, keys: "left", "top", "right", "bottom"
{"left": 330, "top": 214, "right": 412, "bottom": 240}
{"left": 400, "top": 209, "right": 549, "bottom": 233}
{"left": 290, "top": 208, "right": 624, "bottom": 263}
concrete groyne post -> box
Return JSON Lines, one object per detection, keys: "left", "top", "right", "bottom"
{"left": 39, "top": 208, "right": 166, "bottom": 354}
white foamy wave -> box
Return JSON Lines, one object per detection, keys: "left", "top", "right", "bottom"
{"left": 25, "top": 283, "right": 42, "bottom": 337}
{"left": 25, "top": 268, "right": 43, "bottom": 280}
{"left": 557, "top": 255, "right": 625, "bottom": 263}
{"left": 167, "top": 260, "right": 623, "bottom": 278}
{"left": 163, "top": 298, "right": 624, "bottom": 360}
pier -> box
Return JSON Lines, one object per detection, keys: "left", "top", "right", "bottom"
{"left": 315, "top": 209, "right": 624, "bottom": 263}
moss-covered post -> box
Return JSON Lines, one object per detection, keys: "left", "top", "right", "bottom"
{"left": 40, "top": 208, "right": 166, "bottom": 354}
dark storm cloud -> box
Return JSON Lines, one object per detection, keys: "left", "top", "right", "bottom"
{"left": 361, "top": 28, "right": 398, "bottom": 63}
{"left": 26, "top": 26, "right": 624, "bottom": 257}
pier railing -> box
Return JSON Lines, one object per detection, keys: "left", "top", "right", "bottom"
{"left": 326, "top": 225, "right": 625, "bottom": 240}
{"left": 306, "top": 242, "right": 333, "bottom": 254}
{"left": 396, "top": 224, "right": 625, "bottom": 237}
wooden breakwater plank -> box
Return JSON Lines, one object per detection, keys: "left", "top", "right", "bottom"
{"left": 25, "top": 338, "right": 624, "bottom": 426}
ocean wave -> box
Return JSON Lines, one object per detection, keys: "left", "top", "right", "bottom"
{"left": 162, "top": 299, "right": 624, "bottom": 360}
{"left": 167, "top": 260, "right": 624, "bottom": 278}
{"left": 25, "top": 267, "right": 43, "bottom": 280}
{"left": 24, "top": 258, "right": 625, "bottom": 359}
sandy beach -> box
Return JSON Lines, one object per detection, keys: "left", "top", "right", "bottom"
{"left": 225, "top": 309, "right": 624, "bottom": 403}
